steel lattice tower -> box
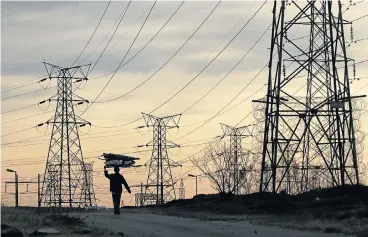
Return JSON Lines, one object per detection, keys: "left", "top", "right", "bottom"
{"left": 179, "top": 179, "right": 185, "bottom": 199}
{"left": 84, "top": 162, "right": 97, "bottom": 207}
{"left": 259, "top": 0, "right": 360, "bottom": 193}
{"left": 221, "top": 124, "right": 254, "bottom": 194}
{"left": 142, "top": 113, "right": 181, "bottom": 205}
{"left": 40, "top": 63, "right": 91, "bottom": 208}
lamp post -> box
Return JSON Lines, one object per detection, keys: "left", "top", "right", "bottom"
{"left": 6, "top": 169, "right": 18, "bottom": 207}
{"left": 188, "top": 174, "right": 198, "bottom": 196}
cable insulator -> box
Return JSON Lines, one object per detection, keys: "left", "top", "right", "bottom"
{"left": 77, "top": 102, "right": 84, "bottom": 105}
{"left": 37, "top": 123, "right": 44, "bottom": 127}
{"left": 137, "top": 145, "right": 144, "bottom": 148}
{"left": 353, "top": 62, "right": 356, "bottom": 80}
{"left": 39, "top": 100, "right": 46, "bottom": 104}
{"left": 283, "top": 63, "right": 286, "bottom": 78}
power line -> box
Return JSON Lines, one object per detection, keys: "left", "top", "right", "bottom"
{"left": 1, "top": 75, "right": 94, "bottom": 116}
{"left": 88, "top": 1, "right": 131, "bottom": 74}
{"left": 1, "top": 126, "right": 37, "bottom": 138}
{"left": 1, "top": 103, "right": 38, "bottom": 115}
{"left": 148, "top": 1, "right": 267, "bottom": 115}
{"left": 182, "top": 23, "right": 269, "bottom": 114}
{"left": 85, "top": 2, "right": 221, "bottom": 129}
{"left": 89, "top": 1, "right": 264, "bottom": 129}
{"left": 2, "top": 86, "right": 55, "bottom": 101}
{"left": 1, "top": 111, "right": 53, "bottom": 125}
{"left": 352, "top": 13, "right": 368, "bottom": 22}
{"left": 2, "top": 129, "right": 144, "bottom": 148}
{"left": 2, "top": 125, "right": 139, "bottom": 147}
{"left": 72, "top": 1, "right": 112, "bottom": 66}
{"left": 1, "top": 134, "right": 217, "bottom": 166}
{"left": 48, "top": 1, "right": 80, "bottom": 61}
{"left": 2, "top": 133, "right": 51, "bottom": 147}
{"left": 91, "top": 1, "right": 221, "bottom": 105}
{"left": 90, "top": 1, "right": 185, "bottom": 81}
{"left": 1, "top": 77, "right": 45, "bottom": 93}
{"left": 175, "top": 62, "right": 268, "bottom": 141}
{"left": 80, "top": 3, "right": 151, "bottom": 64}
{"left": 81, "top": 1, "right": 156, "bottom": 116}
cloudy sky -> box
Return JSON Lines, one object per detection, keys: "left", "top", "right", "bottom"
{"left": 2, "top": 1, "right": 368, "bottom": 207}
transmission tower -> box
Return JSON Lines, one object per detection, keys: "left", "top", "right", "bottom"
{"left": 179, "top": 179, "right": 185, "bottom": 199}
{"left": 40, "top": 62, "right": 91, "bottom": 208}
{"left": 221, "top": 124, "right": 254, "bottom": 194}
{"left": 142, "top": 113, "right": 181, "bottom": 205}
{"left": 84, "top": 162, "right": 97, "bottom": 207}
{"left": 259, "top": 0, "right": 360, "bottom": 193}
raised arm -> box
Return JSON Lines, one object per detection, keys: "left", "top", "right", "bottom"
{"left": 104, "top": 166, "right": 110, "bottom": 179}
{"left": 120, "top": 175, "right": 131, "bottom": 193}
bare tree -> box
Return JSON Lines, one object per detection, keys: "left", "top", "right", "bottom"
{"left": 191, "top": 141, "right": 257, "bottom": 194}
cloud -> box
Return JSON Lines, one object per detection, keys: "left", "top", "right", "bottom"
{"left": 1, "top": 1, "right": 368, "bottom": 204}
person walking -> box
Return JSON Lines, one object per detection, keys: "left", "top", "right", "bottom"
{"left": 104, "top": 165, "right": 131, "bottom": 215}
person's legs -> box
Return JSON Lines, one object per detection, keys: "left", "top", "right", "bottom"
{"left": 116, "top": 194, "right": 121, "bottom": 214}
{"left": 112, "top": 194, "right": 119, "bottom": 214}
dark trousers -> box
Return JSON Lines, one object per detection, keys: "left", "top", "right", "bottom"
{"left": 112, "top": 193, "right": 122, "bottom": 214}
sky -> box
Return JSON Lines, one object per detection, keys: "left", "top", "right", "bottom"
{"left": 1, "top": 1, "right": 368, "bottom": 207}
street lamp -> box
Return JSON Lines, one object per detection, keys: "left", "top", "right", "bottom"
{"left": 6, "top": 169, "right": 16, "bottom": 174}
{"left": 188, "top": 174, "right": 198, "bottom": 196}
{"left": 6, "top": 169, "right": 18, "bottom": 207}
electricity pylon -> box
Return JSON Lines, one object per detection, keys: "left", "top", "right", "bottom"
{"left": 40, "top": 63, "right": 91, "bottom": 208}
{"left": 142, "top": 113, "right": 181, "bottom": 205}
{"left": 259, "top": 0, "right": 360, "bottom": 193}
{"left": 84, "top": 162, "right": 97, "bottom": 207}
{"left": 221, "top": 123, "right": 254, "bottom": 194}
{"left": 179, "top": 179, "right": 185, "bottom": 200}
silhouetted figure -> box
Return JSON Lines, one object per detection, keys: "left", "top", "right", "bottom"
{"left": 104, "top": 166, "right": 131, "bottom": 215}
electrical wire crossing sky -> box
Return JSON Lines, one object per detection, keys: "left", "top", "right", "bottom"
{"left": 1, "top": 1, "right": 368, "bottom": 207}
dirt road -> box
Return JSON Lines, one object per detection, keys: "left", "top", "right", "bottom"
{"left": 82, "top": 211, "right": 339, "bottom": 237}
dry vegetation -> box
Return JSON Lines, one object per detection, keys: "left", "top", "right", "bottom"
{"left": 1, "top": 207, "right": 116, "bottom": 237}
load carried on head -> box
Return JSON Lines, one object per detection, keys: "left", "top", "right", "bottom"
{"left": 99, "top": 153, "right": 140, "bottom": 168}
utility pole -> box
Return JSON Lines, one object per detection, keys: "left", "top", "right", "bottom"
{"left": 5, "top": 172, "right": 41, "bottom": 207}
{"left": 6, "top": 169, "right": 18, "bottom": 207}
{"left": 40, "top": 62, "right": 91, "bottom": 208}
{"left": 258, "top": 0, "right": 361, "bottom": 193}
{"left": 140, "top": 183, "right": 144, "bottom": 206}
{"left": 188, "top": 174, "right": 198, "bottom": 196}
{"left": 142, "top": 113, "right": 181, "bottom": 205}
{"left": 38, "top": 174, "right": 41, "bottom": 208}
{"left": 15, "top": 173, "right": 18, "bottom": 207}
